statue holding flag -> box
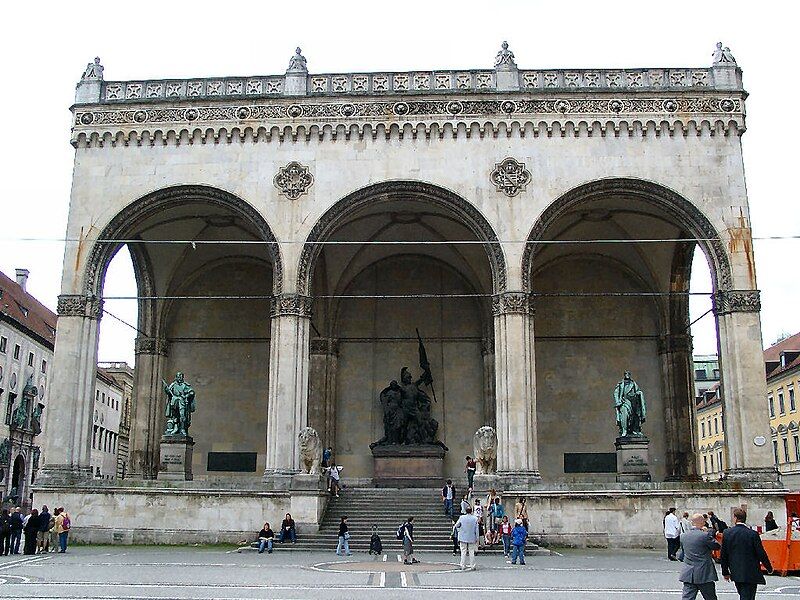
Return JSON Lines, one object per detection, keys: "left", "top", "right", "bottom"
{"left": 371, "top": 330, "right": 447, "bottom": 449}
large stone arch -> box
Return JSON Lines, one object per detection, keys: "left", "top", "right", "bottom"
{"left": 296, "top": 180, "right": 507, "bottom": 296}
{"left": 83, "top": 184, "right": 284, "bottom": 301}
{"left": 520, "top": 177, "right": 733, "bottom": 294}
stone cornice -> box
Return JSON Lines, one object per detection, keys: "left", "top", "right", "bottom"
{"left": 492, "top": 292, "right": 533, "bottom": 316}
{"left": 56, "top": 294, "right": 103, "bottom": 320}
{"left": 712, "top": 289, "right": 761, "bottom": 315}
{"left": 134, "top": 337, "right": 169, "bottom": 356}
{"left": 270, "top": 294, "right": 313, "bottom": 318}
{"left": 71, "top": 93, "right": 745, "bottom": 147}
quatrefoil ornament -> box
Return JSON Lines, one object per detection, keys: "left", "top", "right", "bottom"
{"left": 274, "top": 161, "right": 314, "bottom": 200}
{"left": 490, "top": 157, "right": 532, "bottom": 198}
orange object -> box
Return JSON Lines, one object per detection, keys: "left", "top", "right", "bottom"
{"left": 760, "top": 493, "right": 800, "bottom": 576}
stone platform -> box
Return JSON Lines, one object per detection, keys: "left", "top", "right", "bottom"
{"left": 371, "top": 444, "right": 446, "bottom": 487}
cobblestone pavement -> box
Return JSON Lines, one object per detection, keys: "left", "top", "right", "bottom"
{"left": 1, "top": 547, "right": 800, "bottom": 599}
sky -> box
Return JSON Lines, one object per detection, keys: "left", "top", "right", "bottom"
{"left": 0, "top": 1, "right": 797, "bottom": 366}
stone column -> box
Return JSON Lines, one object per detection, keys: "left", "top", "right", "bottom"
{"left": 481, "top": 336, "right": 496, "bottom": 428}
{"left": 308, "top": 337, "right": 338, "bottom": 450}
{"left": 714, "top": 290, "right": 778, "bottom": 483}
{"left": 659, "top": 333, "right": 700, "bottom": 480}
{"left": 127, "top": 337, "right": 169, "bottom": 479}
{"left": 263, "top": 294, "right": 312, "bottom": 484}
{"left": 492, "top": 292, "right": 540, "bottom": 485}
{"left": 38, "top": 295, "right": 102, "bottom": 483}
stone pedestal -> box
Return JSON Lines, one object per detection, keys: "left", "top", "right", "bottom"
{"left": 158, "top": 436, "right": 194, "bottom": 481}
{"left": 615, "top": 436, "right": 651, "bottom": 483}
{"left": 371, "top": 444, "right": 446, "bottom": 487}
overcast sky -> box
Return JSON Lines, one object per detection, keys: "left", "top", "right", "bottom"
{"left": 0, "top": 1, "right": 797, "bottom": 366}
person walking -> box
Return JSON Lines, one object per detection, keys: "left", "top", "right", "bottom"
{"left": 509, "top": 518, "right": 528, "bottom": 565}
{"left": 279, "top": 513, "right": 296, "bottom": 543}
{"left": 441, "top": 479, "right": 456, "bottom": 518}
{"left": 0, "top": 509, "right": 11, "bottom": 556}
{"left": 460, "top": 495, "right": 470, "bottom": 515}
{"left": 464, "top": 456, "right": 476, "bottom": 491}
{"left": 500, "top": 515, "right": 513, "bottom": 558}
{"left": 451, "top": 517, "right": 460, "bottom": 556}
{"left": 764, "top": 512, "right": 778, "bottom": 533}
{"left": 48, "top": 508, "right": 59, "bottom": 553}
{"left": 54, "top": 508, "right": 71, "bottom": 553}
{"left": 455, "top": 506, "right": 479, "bottom": 570}
{"left": 678, "top": 511, "right": 692, "bottom": 561}
{"left": 720, "top": 508, "right": 773, "bottom": 600}
{"left": 402, "top": 516, "right": 418, "bottom": 564}
{"left": 336, "top": 516, "right": 352, "bottom": 556}
{"left": 678, "top": 513, "right": 720, "bottom": 600}
{"left": 37, "top": 505, "right": 51, "bottom": 554}
{"left": 23, "top": 509, "right": 40, "bottom": 555}
{"left": 322, "top": 446, "right": 332, "bottom": 468}
{"left": 9, "top": 507, "right": 23, "bottom": 554}
{"left": 665, "top": 507, "right": 681, "bottom": 561}
{"left": 257, "top": 522, "right": 275, "bottom": 554}
{"left": 328, "top": 465, "right": 341, "bottom": 498}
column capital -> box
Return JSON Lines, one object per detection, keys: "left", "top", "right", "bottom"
{"left": 270, "top": 293, "right": 313, "bottom": 318}
{"left": 712, "top": 289, "right": 761, "bottom": 315}
{"left": 491, "top": 291, "right": 533, "bottom": 316}
{"left": 134, "top": 336, "right": 169, "bottom": 356}
{"left": 57, "top": 294, "right": 103, "bottom": 319}
{"left": 310, "top": 337, "right": 338, "bottom": 356}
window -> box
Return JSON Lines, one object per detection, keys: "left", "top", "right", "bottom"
{"left": 41, "top": 359, "right": 47, "bottom": 374}
{"left": 92, "top": 425, "right": 98, "bottom": 449}
{"left": 770, "top": 396, "right": 776, "bottom": 418}
{"left": 791, "top": 387, "right": 796, "bottom": 412}
{"left": 102, "top": 392, "right": 105, "bottom": 404}
{"left": 4, "top": 394, "right": 16, "bottom": 425}
{"left": 784, "top": 437, "right": 790, "bottom": 463}
{"left": 794, "top": 435, "right": 800, "bottom": 462}
{"left": 13, "top": 344, "right": 20, "bottom": 360}
{"left": 774, "top": 439, "right": 780, "bottom": 463}
{"left": 695, "top": 369, "right": 707, "bottom": 381}
{"left": 710, "top": 454, "right": 715, "bottom": 471}
{"left": 714, "top": 417, "right": 719, "bottom": 435}
{"left": 718, "top": 450, "right": 724, "bottom": 472}
{"left": 713, "top": 369, "right": 720, "bottom": 379}
{"left": 701, "top": 421, "right": 706, "bottom": 437}
{"left": 96, "top": 390, "right": 100, "bottom": 402}
{"left": 0, "top": 336, "right": 6, "bottom": 353}
{"left": 703, "top": 455, "right": 708, "bottom": 473}
{"left": 27, "top": 352, "right": 34, "bottom": 367}
{"left": 779, "top": 391, "right": 786, "bottom": 415}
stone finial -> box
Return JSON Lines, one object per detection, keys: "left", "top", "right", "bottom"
{"left": 287, "top": 47, "right": 308, "bottom": 73}
{"left": 494, "top": 41, "right": 517, "bottom": 69}
{"left": 712, "top": 42, "right": 737, "bottom": 66}
{"left": 81, "top": 56, "right": 104, "bottom": 80}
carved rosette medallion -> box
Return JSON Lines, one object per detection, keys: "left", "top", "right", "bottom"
{"left": 270, "top": 294, "right": 313, "bottom": 318}
{"left": 310, "top": 338, "right": 339, "bottom": 355}
{"left": 490, "top": 157, "right": 532, "bottom": 197}
{"left": 134, "top": 337, "right": 170, "bottom": 356}
{"left": 57, "top": 294, "right": 104, "bottom": 319}
{"left": 491, "top": 292, "right": 533, "bottom": 316}
{"left": 273, "top": 161, "right": 314, "bottom": 200}
{"left": 712, "top": 289, "right": 761, "bottom": 315}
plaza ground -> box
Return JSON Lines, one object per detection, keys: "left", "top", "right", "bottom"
{"left": 1, "top": 546, "right": 800, "bottom": 599}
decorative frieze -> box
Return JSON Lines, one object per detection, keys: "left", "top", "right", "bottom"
{"left": 270, "top": 294, "right": 313, "bottom": 318}
{"left": 712, "top": 289, "right": 761, "bottom": 315}
{"left": 492, "top": 292, "right": 533, "bottom": 316}
{"left": 57, "top": 294, "right": 104, "bottom": 319}
{"left": 274, "top": 161, "right": 314, "bottom": 199}
{"left": 134, "top": 337, "right": 170, "bottom": 356}
{"left": 310, "top": 338, "right": 339, "bottom": 356}
{"left": 490, "top": 157, "right": 531, "bottom": 197}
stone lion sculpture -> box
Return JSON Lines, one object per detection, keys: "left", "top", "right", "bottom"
{"left": 298, "top": 426, "right": 322, "bottom": 474}
{"left": 473, "top": 426, "right": 498, "bottom": 474}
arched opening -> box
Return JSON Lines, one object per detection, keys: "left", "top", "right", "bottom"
{"left": 301, "top": 181, "right": 506, "bottom": 478}
{"left": 524, "top": 178, "right": 730, "bottom": 482}
{"left": 11, "top": 454, "right": 24, "bottom": 501}
{"left": 85, "top": 186, "right": 282, "bottom": 480}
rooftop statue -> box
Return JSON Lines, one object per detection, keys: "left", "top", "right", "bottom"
{"left": 712, "top": 42, "right": 737, "bottom": 66}
{"left": 287, "top": 47, "right": 308, "bottom": 73}
{"left": 82, "top": 57, "right": 104, "bottom": 80}
{"left": 494, "top": 41, "right": 517, "bottom": 68}
{"left": 614, "top": 370, "right": 647, "bottom": 438}
{"left": 163, "top": 372, "right": 196, "bottom": 437}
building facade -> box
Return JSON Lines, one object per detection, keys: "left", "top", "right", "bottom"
{"left": 694, "top": 354, "right": 720, "bottom": 399}
{"left": 91, "top": 369, "right": 123, "bottom": 480}
{"left": 33, "top": 43, "right": 780, "bottom": 542}
{"left": 767, "top": 332, "right": 800, "bottom": 486}
{"left": 0, "top": 269, "right": 55, "bottom": 508}
{"left": 98, "top": 362, "right": 133, "bottom": 479}
{"left": 696, "top": 383, "right": 726, "bottom": 480}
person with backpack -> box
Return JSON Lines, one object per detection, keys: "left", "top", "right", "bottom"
{"left": 9, "top": 507, "right": 23, "bottom": 554}
{"left": 55, "top": 508, "right": 71, "bottom": 553}
{"left": 0, "top": 509, "right": 11, "bottom": 556}
{"left": 336, "top": 516, "right": 352, "bottom": 556}
{"left": 709, "top": 511, "right": 728, "bottom": 534}
{"left": 400, "top": 516, "right": 418, "bottom": 565}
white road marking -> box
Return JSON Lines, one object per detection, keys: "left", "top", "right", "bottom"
{"left": 378, "top": 571, "right": 385, "bottom": 587}
{"left": 400, "top": 571, "right": 407, "bottom": 587}
{"left": 0, "top": 555, "right": 52, "bottom": 570}
{"left": 396, "top": 554, "right": 402, "bottom": 562}
{"left": 382, "top": 554, "right": 387, "bottom": 562}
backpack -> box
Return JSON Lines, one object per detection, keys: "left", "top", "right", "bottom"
{"left": 62, "top": 516, "right": 71, "bottom": 531}
{"left": 396, "top": 523, "right": 405, "bottom": 540}
{"left": 716, "top": 520, "right": 728, "bottom": 533}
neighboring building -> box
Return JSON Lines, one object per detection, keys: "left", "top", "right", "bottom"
{"left": 91, "top": 368, "right": 123, "bottom": 480}
{"left": 767, "top": 332, "right": 800, "bottom": 485}
{"left": 693, "top": 354, "right": 721, "bottom": 399}
{"left": 98, "top": 362, "right": 133, "bottom": 479}
{"left": 696, "top": 383, "right": 726, "bottom": 480}
{"left": 0, "top": 269, "right": 55, "bottom": 508}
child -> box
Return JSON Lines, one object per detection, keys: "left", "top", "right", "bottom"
{"left": 509, "top": 518, "right": 528, "bottom": 565}
{"left": 500, "top": 515, "right": 513, "bottom": 557}
{"left": 369, "top": 524, "right": 383, "bottom": 555}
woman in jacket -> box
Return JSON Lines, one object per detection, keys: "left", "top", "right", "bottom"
{"left": 336, "top": 516, "right": 352, "bottom": 556}
{"left": 257, "top": 522, "right": 274, "bottom": 554}
{"left": 23, "top": 509, "right": 40, "bottom": 555}
{"left": 279, "top": 513, "right": 297, "bottom": 543}
{"left": 0, "top": 509, "right": 11, "bottom": 556}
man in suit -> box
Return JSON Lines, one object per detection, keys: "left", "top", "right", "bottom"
{"left": 720, "top": 508, "right": 773, "bottom": 600}
{"left": 679, "top": 513, "right": 720, "bottom": 599}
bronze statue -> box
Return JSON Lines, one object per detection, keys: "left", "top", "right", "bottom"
{"left": 614, "top": 371, "right": 646, "bottom": 438}
{"left": 163, "top": 372, "right": 196, "bottom": 437}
